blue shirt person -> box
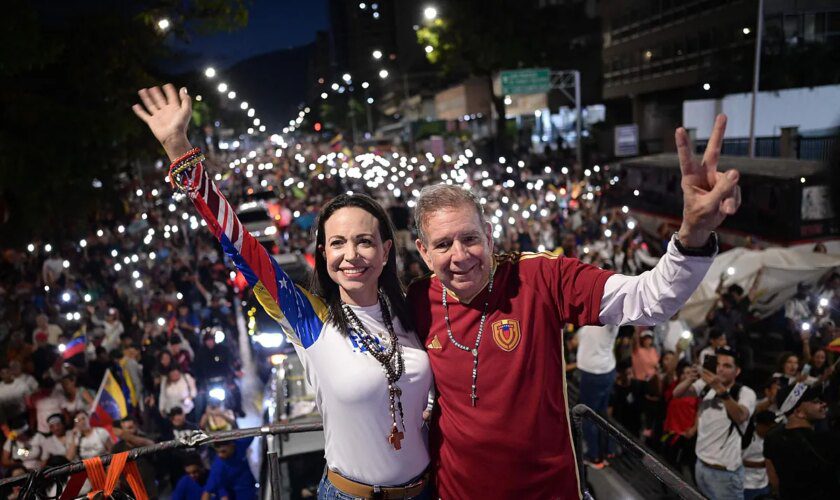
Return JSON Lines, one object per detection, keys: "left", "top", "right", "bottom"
{"left": 204, "top": 437, "right": 257, "bottom": 500}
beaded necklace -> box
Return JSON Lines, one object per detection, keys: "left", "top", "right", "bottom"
{"left": 441, "top": 269, "right": 495, "bottom": 407}
{"left": 341, "top": 292, "right": 407, "bottom": 450}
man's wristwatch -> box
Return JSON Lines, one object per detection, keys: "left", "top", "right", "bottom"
{"left": 717, "top": 389, "right": 732, "bottom": 400}
{"left": 674, "top": 232, "right": 718, "bottom": 257}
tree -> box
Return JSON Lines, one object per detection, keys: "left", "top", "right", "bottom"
{"left": 417, "top": 0, "right": 599, "bottom": 153}
{"left": 0, "top": 0, "right": 247, "bottom": 245}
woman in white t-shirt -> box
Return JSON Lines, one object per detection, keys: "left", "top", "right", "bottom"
{"left": 158, "top": 366, "right": 197, "bottom": 416}
{"left": 65, "top": 411, "right": 112, "bottom": 461}
{"left": 134, "top": 84, "right": 433, "bottom": 499}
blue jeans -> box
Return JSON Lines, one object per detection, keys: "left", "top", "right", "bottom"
{"left": 318, "top": 470, "right": 432, "bottom": 500}
{"left": 744, "top": 485, "right": 771, "bottom": 500}
{"left": 579, "top": 369, "right": 616, "bottom": 461}
{"left": 694, "top": 461, "right": 744, "bottom": 500}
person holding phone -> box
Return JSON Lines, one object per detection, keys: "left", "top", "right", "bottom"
{"left": 672, "top": 346, "right": 756, "bottom": 500}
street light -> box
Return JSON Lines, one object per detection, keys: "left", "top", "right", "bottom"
{"left": 247, "top": 108, "right": 255, "bottom": 117}
{"left": 702, "top": 82, "right": 711, "bottom": 91}
{"left": 321, "top": 92, "right": 328, "bottom": 99}
{"left": 372, "top": 49, "right": 383, "bottom": 60}
{"left": 157, "top": 18, "right": 171, "bottom": 31}
{"left": 425, "top": 45, "right": 434, "bottom": 54}
{"left": 217, "top": 83, "right": 228, "bottom": 93}
{"left": 742, "top": 27, "right": 751, "bottom": 35}
{"left": 204, "top": 67, "right": 216, "bottom": 78}
{"left": 423, "top": 6, "right": 437, "bottom": 20}
{"left": 331, "top": 83, "right": 340, "bottom": 91}
{"left": 379, "top": 69, "right": 389, "bottom": 79}
{"left": 240, "top": 101, "right": 249, "bottom": 110}
{"left": 342, "top": 73, "right": 352, "bottom": 83}
{"left": 362, "top": 81, "right": 370, "bottom": 89}
{"left": 227, "top": 91, "right": 236, "bottom": 99}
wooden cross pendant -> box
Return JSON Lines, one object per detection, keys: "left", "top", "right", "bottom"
{"left": 388, "top": 427, "right": 404, "bottom": 450}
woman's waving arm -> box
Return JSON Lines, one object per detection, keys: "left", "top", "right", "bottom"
{"left": 132, "top": 84, "right": 327, "bottom": 347}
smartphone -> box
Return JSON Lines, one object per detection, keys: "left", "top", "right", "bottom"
{"left": 702, "top": 354, "right": 718, "bottom": 373}
{"left": 802, "top": 364, "right": 812, "bottom": 377}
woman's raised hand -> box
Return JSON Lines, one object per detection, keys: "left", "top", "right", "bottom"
{"left": 132, "top": 84, "right": 193, "bottom": 160}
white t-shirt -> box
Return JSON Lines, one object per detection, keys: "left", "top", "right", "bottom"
{"left": 159, "top": 373, "right": 197, "bottom": 415}
{"left": 742, "top": 433, "right": 768, "bottom": 489}
{"left": 35, "top": 432, "right": 70, "bottom": 460}
{"left": 784, "top": 298, "right": 811, "bottom": 324}
{"left": 294, "top": 303, "right": 433, "bottom": 486}
{"left": 0, "top": 378, "right": 32, "bottom": 416}
{"left": 77, "top": 427, "right": 112, "bottom": 459}
{"left": 17, "top": 374, "right": 39, "bottom": 393}
{"left": 576, "top": 325, "right": 619, "bottom": 374}
{"left": 693, "top": 379, "right": 757, "bottom": 471}
{"left": 3, "top": 437, "right": 42, "bottom": 470}
{"left": 34, "top": 389, "right": 66, "bottom": 434}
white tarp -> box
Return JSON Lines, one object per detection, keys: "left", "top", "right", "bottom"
{"left": 680, "top": 244, "right": 840, "bottom": 328}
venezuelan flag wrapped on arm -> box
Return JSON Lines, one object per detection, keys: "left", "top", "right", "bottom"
{"left": 171, "top": 156, "right": 327, "bottom": 348}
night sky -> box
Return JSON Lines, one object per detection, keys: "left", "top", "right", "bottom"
{"left": 171, "top": 0, "right": 330, "bottom": 71}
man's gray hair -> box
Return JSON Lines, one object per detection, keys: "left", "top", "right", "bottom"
{"left": 414, "top": 183, "right": 484, "bottom": 243}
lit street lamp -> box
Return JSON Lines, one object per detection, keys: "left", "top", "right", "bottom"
{"left": 423, "top": 6, "right": 437, "bottom": 20}
{"left": 379, "top": 69, "right": 389, "bottom": 79}
{"left": 240, "top": 101, "right": 249, "bottom": 110}
{"left": 157, "top": 18, "right": 171, "bottom": 31}
{"left": 204, "top": 67, "right": 216, "bottom": 78}
{"left": 342, "top": 73, "right": 352, "bottom": 83}
{"left": 372, "top": 49, "right": 383, "bottom": 60}
{"left": 217, "top": 83, "right": 228, "bottom": 93}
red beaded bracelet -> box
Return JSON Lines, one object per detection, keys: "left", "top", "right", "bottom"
{"left": 168, "top": 148, "right": 201, "bottom": 183}
{"left": 169, "top": 147, "right": 202, "bottom": 169}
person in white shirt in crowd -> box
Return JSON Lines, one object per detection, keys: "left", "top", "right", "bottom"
{"left": 0, "top": 366, "right": 33, "bottom": 423}
{"left": 741, "top": 410, "right": 776, "bottom": 500}
{"left": 8, "top": 360, "right": 38, "bottom": 394}
{"left": 32, "top": 414, "right": 72, "bottom": 466}
{"left": 1, "top": 420, "right": 41, "bottom": 471}
{"left": 158, "top": 366, "right": 197, "bottom": 416}
{"left": 32, "top": 314, "right": 62, "bottom": 347}
{"left": 673, "top": 346, "right": 756, "bottom": 500}
{"left": 41, "top": 253, "right": 64, "bottom": 288}
{"left": 30, "top": 377, "right": 65, "bottom": 435}
{"left": 576, "top": 324, "right": 620, "bottom": 469}
{"left": 58, "top": 374, "right": 94, "bottom": 414}
{"left": 784, "top": 283, "right": 813, "bottom": 350}
{"left": 774, "top": 352, "right": 803, "bottom": 390}
{"left": 65, "top": 410, "right": 112, "bottom": 461}
{"left": 91, "top": 307, "right": 125, "bottom": 352}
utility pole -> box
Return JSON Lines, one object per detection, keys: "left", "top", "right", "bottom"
{"left": 748, "top": 0, "right": 764, "bottom": 158}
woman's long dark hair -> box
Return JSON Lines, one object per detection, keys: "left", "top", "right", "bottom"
{"left": 309, "top": 194, "right": 413, "bottom": 335}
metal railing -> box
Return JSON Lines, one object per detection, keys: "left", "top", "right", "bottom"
{"left": 4, "top": 409, "right": 703, "bottom": 499}
{"left": 0, "top": 422, "right": 324, "bottom": 499}
{"left": 570, "top": 404, "right": 704, "bottom": 500}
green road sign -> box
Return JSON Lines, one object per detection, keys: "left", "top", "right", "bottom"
{"left": 500, "top": 68, "right": 551, "bottom": 95}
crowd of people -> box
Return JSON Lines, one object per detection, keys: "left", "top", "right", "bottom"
{"left": 1, "top": 112, "right": 838, "bottom": 499}
{"left": 568, "top": 264, "right": 839, "bottom": 499}
{"left": 0, "top": 141, "right": 253, "bottom": 496}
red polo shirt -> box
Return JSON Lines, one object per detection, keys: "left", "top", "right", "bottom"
{"left": 407, "top": 252, "right": 613, "bottom": 499}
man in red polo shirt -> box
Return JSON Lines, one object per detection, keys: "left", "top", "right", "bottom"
{"left": 407, "top": 115, "right": 740, "bottom": 498}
